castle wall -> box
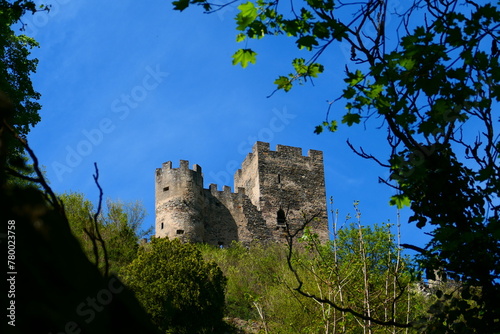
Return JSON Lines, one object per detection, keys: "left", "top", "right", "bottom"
{"left": 234, "top": 142, "right": 329, "bottom": 242}
{"left": 256, "top": 143, "right": 329, "bottom": 241}
{"left": 202, "top": 185, "right": 271, "bottom": 246}
{"left": 155, "top": 161, "right": 272, "bottom": 246}
{"left": 201, "top": 185, "right": 240, "bottom": 246}
{"left": 155, "top": 142, "right": 329, "bottom": 245}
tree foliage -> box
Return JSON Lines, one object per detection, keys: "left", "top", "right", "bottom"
{"left": 59, "top": 192, "right": 151, "bottom": 275}
{"left": 121, "top": 238, "right": 227, "bottom": 334}
{"left": 201, "top": 219, "right": 426, "bottom": 333}
{"left": 0, "top": 1, "right": 46, "bottom": 161}
{"left": 173, "top": 0, "right": 500, "bottom": 331}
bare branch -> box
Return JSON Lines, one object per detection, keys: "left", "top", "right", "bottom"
{"left": 346, "top": 139, "right": 391, "bottom": 168}
{"left": 92, "top": 163, "right": 110, "bottom": 277}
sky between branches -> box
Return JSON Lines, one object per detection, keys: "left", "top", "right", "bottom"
{"left": 26, "top": 0, "right": 433, "bottom": 249}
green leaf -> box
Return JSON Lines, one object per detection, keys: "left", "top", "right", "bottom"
{"left": 366, "top": 84, "right": 383, "bottom": 98}
{"left": 341, "top": 113, "right": 361, "bottom": 126}
{"left": 232, "top": 49, "right": 257, "bottom": 68}
{"left": 292, "top": 58, "right": 307, "bottom": 74}
{"left": 282, "top": 19, "right": 301, "bottom": 37}
{"left": 389, "top": 194, "right": 411, "bottom": 209}
{"left": 236, "top": 2, "right": 258, "bottom": 31}
{"left": 398, "top": 57, "right": 415, "bottom": 70}
{"left": 313, "top": 22, "right": 330, "bottom": 39}
{"left": 314, "top": 121, "right": 337, "bottom": 134}
{"left": 343, "top": 87, "right": 356, "bottom": 99}
{"left": 308, "top": 63, "right": 324, "bottom": 77}
{"left": 324, "top": 120, "right": 337, "bottom": 132}
{"left": 296, "top": 35, "right": 318, "bottom": 50}
{"left": 330, "top": 19, "right": 348, "bottom": 41}
{"left": 290, "top": 58, "right": 323, "bottom": 79}
{"left": 172, "top": 0, "right": 190, "bottom": 11}
{"left": 314, "top": 125, "right": 323, "bottom": 134}
{"left": 345, "top": 69, "right": 364, "bottom": 86}
{"left": 274, "top": 76, "right": 293, "bottom": 91}
{"left": 236, "top": 33, "right": 246, "bottom": 42}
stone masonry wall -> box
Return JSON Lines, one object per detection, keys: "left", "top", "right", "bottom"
{"left": 256, "top": 143, "right": 328, "bottom": 242}
{"left": 155, "top": 142, "right": 329, "bottom": 245}
{"left": 155, "top": 160, "right": 205, "bottom": 243}
{"left": 202, "top": 185, "right": 271, "bottom": 246}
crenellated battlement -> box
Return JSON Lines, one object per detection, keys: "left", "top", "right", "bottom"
{"left": 275, "top": 144, "right": 302, "bottom": 156}
{"left": 208, "top": 184, "right": 246, "bottom": 197}
{"left": 157, "top": 160, "right": 202, "bottom": 174}
{"left": 155, "top": 142, "right": 328, "bottom": 246}
{"left": 252, "top": 141, "right": 270, "bottom": 153}
{"left": 307, "top": 149, "right": 323, "bottom": 160}
{"left": 250, "top": 141, "right": 323, "bottom": 160}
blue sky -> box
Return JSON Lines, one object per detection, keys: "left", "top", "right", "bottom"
{"left": 25, "top": 0, "right": 432, "bottom": 249}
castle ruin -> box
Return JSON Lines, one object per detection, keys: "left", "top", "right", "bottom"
{"left": 155, "top": 142, "right": 329, "bottom": 246}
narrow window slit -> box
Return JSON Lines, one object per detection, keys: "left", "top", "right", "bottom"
{"left": 277, "top": 209, "right": 286, "bottom": 225}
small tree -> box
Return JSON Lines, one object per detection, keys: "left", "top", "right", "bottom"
{"left": 200, "top": 240, "right": 333, "bottom": 333}
{"left": 60, "top": 192, "right": 151, "bottom": 275}
{"left": 121, "top": 237, "right": 227, "bottom": 334}
{"left": 283, "top": 203, "right": 424, "bottom": 332}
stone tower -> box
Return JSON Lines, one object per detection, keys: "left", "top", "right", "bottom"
{"left": 155, "top": 160, "right": 205, "bottom": 242}
{"left": 234, "top": 142, "right": 328, "bottom": 241}
{"left": 155, "top": 142, "right": 329, "bottom": 245}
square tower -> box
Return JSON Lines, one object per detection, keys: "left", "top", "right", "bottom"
{"left": 235, "top": 142, "right": 328, "bottom": 242}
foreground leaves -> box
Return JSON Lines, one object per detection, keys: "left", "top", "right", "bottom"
{"left": 0, "top": 1, "right": 46, "bottom": 160}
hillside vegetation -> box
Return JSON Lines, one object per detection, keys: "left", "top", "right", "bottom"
{"left": 62, "top": 191, "right": 436, "bottom": 333}
{"left": 199, "top": 225, "right": 429, "bottom": 333}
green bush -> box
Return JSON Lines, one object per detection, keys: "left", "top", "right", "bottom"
{"left": 121, "top": 238, "right": 227, "bottom": 334}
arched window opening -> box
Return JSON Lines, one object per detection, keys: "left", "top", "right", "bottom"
{"left": 277, "top": 209, "right": 286, "bottom": 225}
